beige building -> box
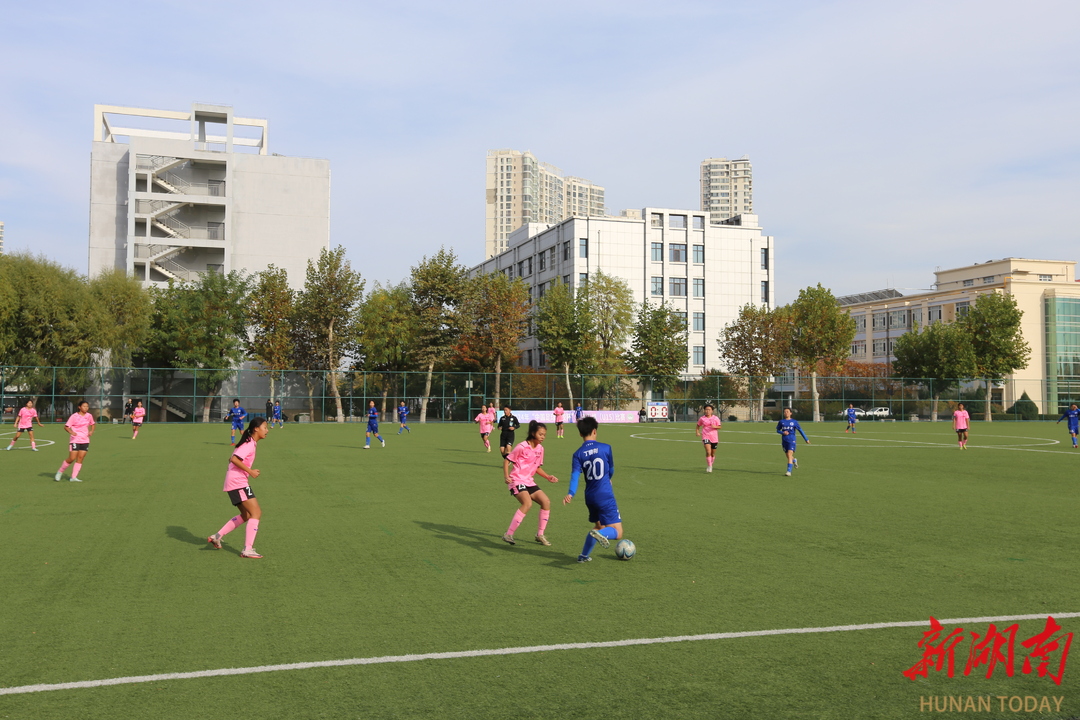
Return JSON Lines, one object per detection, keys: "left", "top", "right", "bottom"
{"left": 838, "top": 258, "right": 1080, "bottom": 413}
{"left": 700, "top": 157, "right": 753, "bottom": 224}
{"left": 485, "top": 150, "right": 604, "bottom": 258}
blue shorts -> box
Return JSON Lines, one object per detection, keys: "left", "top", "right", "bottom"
{"left": 232, "top": 421, "right": 244, "bottom": 431}
{"left": 781, "top": 439, "right": 797, "bottom": 452}
{"left": 587, "top": 498, "right": 622, "bottom": 526}
{"left": 1069, "top": 425, "right": 1079, "bottom": 434}
{"left": 367, "top": 422, "right": 379, "bottom": 433}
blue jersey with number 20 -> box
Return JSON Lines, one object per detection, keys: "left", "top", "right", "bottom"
{"left": 570, "top": 440, "right": 616, "bottom": 507}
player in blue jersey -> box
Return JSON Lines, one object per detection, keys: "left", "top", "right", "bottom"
{"left": 364, "top": 400, "right": 385, "bottom": 449}
{"left": 272, "top": 400, "right": 283, "bottom": 429}
{"left": 1056, "top": 403, "right": 1080, "bottom": 449}
{"left": 776, "top": 407, "right": 810, "bottom": 476}
{"left": 563, "top": 417, "right": 623, "bottom": 563}
{"left": 228, "top": 399, "right": 247, "bottom": 444}
{"left": 397, "top": 400, "right": 411, "bottom": 434}
{"left": 845, "top": 404, "right": 858, "bottom": 433}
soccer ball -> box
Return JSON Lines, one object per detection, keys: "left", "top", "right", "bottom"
{"left": 614, "top": 538, "right": 636, "bottom": 560}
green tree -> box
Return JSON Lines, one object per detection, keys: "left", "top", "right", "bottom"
{"left": 247, "top": 266, "right": 295, "bottom": 404}
{"left": 357, "top": 281, "right": 420, "bottom": 415}
{"left": 960, "top": 292, "right": 1031, "bottom": 422}
{"left": 789, "top": 284, "right": 857, "bottom": 422}
{"left": 410, "top": 248, "right": 466, "bottom": 422}
{"left": 295, "top": 247, "right": 365, "bottom": 423}
{"left": 457, "top": 272, "right": 532, "bottom": 409}
{"left": 718, "top": 303, "right": 792, "bottom": 420}
{"left": 583, "top": 270, "right": 634, "bottom": 408}
{"left": 624, "top": 301, "right": 688, "bottom": 404}
{"left": 88, "top": 269, "right": 152, "bottom": 369}
{"left": 892, "top": 321, "right": 976, "bottom": 421}
{"left": 534, "top": 280, "right": 595, "bottom": 410}
{"left": 1006, "top": 391, "right": 1039, "bottom": 420}
{"left": 138, "top": 282, "right": 188, "bottom": 422}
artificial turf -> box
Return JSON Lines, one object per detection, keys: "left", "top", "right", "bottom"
{"left": 1, "top": 418, "right": 1077, "bottom": 719}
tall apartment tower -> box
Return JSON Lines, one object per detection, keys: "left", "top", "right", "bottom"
{"left": 89, "top": 103, "right": 330, "bottom": 288}
{"left": 700, "top": 157, "right": 753, "bottom": 224}
{"left": 485, "top": 149, "right": 605, "bottom": 258}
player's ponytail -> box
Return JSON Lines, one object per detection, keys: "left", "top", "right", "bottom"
{"left": 526, "top": 420, "right": 547, "bottom": 442}
{"left": 236, "top": 417, "right": 267, "bottom": 448}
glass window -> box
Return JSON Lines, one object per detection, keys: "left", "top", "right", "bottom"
{"left": 692, "top": 216, "right": 705, "bottom": 229}
{"left": 1040, "top": 274, "right": 1053, "bottom": 282}
{"left": 579, "top": 273, "right": 588, "bottom": 286}
{"left": 673, "top": 311, "right": 687, "bottom": 328}
{"left": 910, "top": 308, "right": 923, "bottom": 328}
{"left": 651, "top": 242, "right": 663, "bottom": 262}
{"left": 651, "top": 277, "right": 663, "bottom": 296}
{"left": 692, "top": 245, "right": 704, "bottom": 263}
{"left": 955, "top": 301, "right": 970, "bottom": 318}
{"left": 669, "top": 244, "right": 687, "bottom": 263}
{"left": 851, "top": 340, "right": 866, "bottom": 356}
{"left": 563, "top": 241, "right": 571, "bottom": 261}
{"left": 760, "top": 248, "right": 769, "bottom": 270}
{"left": 579, "top": 238, "right": 588, "bottom": 258}
{"left": 650, "top": 213, "right": 663, "bottom": 228}
{"left": 538, "top": 253, "right": 546, "bottom": 272}
{"left": 853, "top": 314, "right": 867, "bottom": 331}
{"left": 693, "top": 312, "right": 705, "bottom": 332}
{"left": 928, "top": 306, "right": 942, "bottom": 324}
{"left": 873, "top": 313, "right": 887, "bottom": 329}
{"left": 695, "top": 278, "right": 706, "bottom": 298}
{"left": 517, "top": 261, "right": 525, "bottom": 277}
{"left": 888, "top": 310, "right": 906, "bottom": 329}
{"left": 670, "top": 278, "right": 687, "bottom": 297}
{"left": 692, "top": 346, "right": 705, "bottom": 365}
{"left": 563, "top": 274, "right": 570, "bottom": 286}
{"left": 983, "top": 276, "right": 995, "bottom": 284}
{"left": 963, "top": 279, "right": 974, "bottom": 287}
{"left": 669, "top": 215, "right": 687, "bottom": 229}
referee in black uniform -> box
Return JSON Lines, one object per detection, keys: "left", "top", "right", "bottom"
{"left": 497, "top": 406, "right": 520, "bottom": 459}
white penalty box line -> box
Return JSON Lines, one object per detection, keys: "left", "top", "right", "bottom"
{"left": 3, "top": 612, "right": 1078, "bottom": 696}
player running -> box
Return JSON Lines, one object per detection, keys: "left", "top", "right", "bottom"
{"left": 228, "top": 399, "right": 247, "bottom": 445}
{"left": 1057, "top": 403, "right": 1080, "bottom": 449}
{"left": 497, "top": 405, "right": 520, "bottom": 459}
{"left": 474, "top": 403, "right": 496, "bottom": 452}
{"left": 272, "top": 400, "right": 283, "bottom": 429}
{"left": 563, "top": 417, "right": 623, "bottom": 563}
{"left": 575, "top": 402, "right": 584, "bottom": 422}
{"left": 502, "top": 420, "right": 559, "bottom": 546}
{"left": 776, "top": 407, "right": 810, "bottom": 476}
{"left": 953, "top": 402, "right": 970, "bottom": 450}
{"left": 131, "top": 400, "right": 146, "bottom": 439}
{"left": 7, "top": 400, "right": 44, "bottom": 451}
{"left": 553, "top": 402, "right": 566, "bottom": 438}
{"left": 207, "top": 417, "right": 270, "bottom": 559}
{"left": 55, "top": 400, "right": 95, "bottom": 482}
{"left": 364, "top": 400, "right": 385, "bottom": 449}
{"left": 845, "top": 404, "right": 858, "bottom": 433}
{"left": 696, "top": 403, "right": 722, "bottom": 473}
{"left": 397, "top": 401, "right": 411, "bottom": 434}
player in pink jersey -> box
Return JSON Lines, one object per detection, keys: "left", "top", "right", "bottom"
{"left": 952, "top": 402, "right": 970, "bottom": 449}
{"left": 474, "top": 403, "right": 496, "bottom": 452}
{"left": 55, "top": 401, "right": 95, "bottom": 482}
{"left": 208, "top": 417, "right": 270, "bottom": 559}
{"left": 695, "top": 403, "right": 723, "bottom": 473}
{"left": 130, "top": 400, "right": 147, "bottom": 439}
{"left": 502, "top": 420, "right": 559, "bottom": 546}
{"left": 7, "top": 400, "right": 44, "bottom": 451}
{"left": 553, "top": 402, "right": 566, "bottom": 438}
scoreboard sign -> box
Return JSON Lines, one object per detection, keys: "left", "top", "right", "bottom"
{"left": 646, "top": 402, "right": 669, "bottom": 420}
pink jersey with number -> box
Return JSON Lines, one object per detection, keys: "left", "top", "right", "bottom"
{"left": 553, "top": 407, "right": 565, "bottom": 422}
{"left": 223, "top": 439, "right": 258, "bottom": 491}
{"left": 697, "top": 414, "right": 722, "bottom": 443}
{"left": 65, "top": 412, "right": 95, "bottom": 443}
{"left": 17, "top": 407, "right": 37, "bottom": 429}
{"left": 953, "top": 410, "right": 970, "bottom": 431}
{"left": 506, "top": 440, "right": 544, "bottom": 486}
{"left": 132, "top": 407, "right": 146, "bottom": 423}
{"left": 475, "top": 411, "right": 495, "bottom": 434}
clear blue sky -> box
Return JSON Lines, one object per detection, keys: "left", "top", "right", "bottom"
{"left": 2, "top": 0, "right": 1077, "bottom": 303}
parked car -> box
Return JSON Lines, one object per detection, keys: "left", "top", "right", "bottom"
{"left": 867, "top": 407, "right": 892, "bottom": 418}
{"left": 835, "top": 407, "right": 867, "bottom": 418}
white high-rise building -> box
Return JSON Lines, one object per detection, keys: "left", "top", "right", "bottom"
{"left": 485, "top": 149, "right": 604, "bottom": 258}
{"left": 89, "top": 103, "right": 330, "bottom": 288}
{"left": 471, "top": 209, "right": 774, "bottom": 376}
{"left": 700, "top": 157, "right": 753, "bottom": 224}
{"left": 0, "top": 221, "right": 4, "bottom": 255}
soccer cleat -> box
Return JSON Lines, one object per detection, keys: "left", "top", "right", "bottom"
{"left": 501, "top": 533, "right": 516, "bottom": 545}
{"left": 785, "top": 471, "right": 792, "bottom": 476}
{"left": 69, "top": 477, "right": 82, "bottom": 482}
{"left": 589, "top": 528, "right": 610, "bottom": 549}
{"left": 54, "top": 472, "right": 63, "bottom": 481}
{"left": 535, "top": 534, "right": 551, "bottom": 546}
{"left": 240, "top": 549, "right": 263, "bottom": 559}
{"left": 32, "top": 447, "right": 38, "bottom": 451}
{"left": 706, "top": 466, "right": 712, "bottom": 473}
{"left": 207, "top": 533, "right": 222, "bottom": 550}
{"left": 5, "top": 445, "right": 11, "bottom": 451}
{"left": 363, "top": 445, "right": 370, "bottom": 449}
{"left": 380, "top": 439, "right": 385, "bottom": 447}
{"left": 793, "top": 458, "right": 799, "bottom": 468}
{"left": 577, "top": 555, "right": 592, "bottom": 563}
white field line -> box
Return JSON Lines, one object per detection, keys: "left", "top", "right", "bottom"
{"left": 0, "top": 431, "right": 55, "bottom": 449}
{"left": 630, "top": 430, "right": 1072, "bottom": 453}
{"left": 3, "top": 612, "right": 1078, "bottom": 696}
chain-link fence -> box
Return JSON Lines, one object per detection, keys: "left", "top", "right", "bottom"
{"left": 0, "top": 365, "right": 1072, "bottom": 424}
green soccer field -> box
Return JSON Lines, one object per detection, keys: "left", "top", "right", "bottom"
{"left": 1, "top": 419, "right": 1078, "bottom": 719}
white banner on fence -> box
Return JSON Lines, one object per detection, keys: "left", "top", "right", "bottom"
{"left": 511, "top": 410, "right": 640, "bottom": 424}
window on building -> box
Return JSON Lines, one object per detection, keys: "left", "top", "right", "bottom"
{"left": 758, "top": 280, "right": 766, "bottom": 303}
{"left": 670, "top": 277, "right": 687, "bottom": 297}
{"left": 673, "top": 311, "right": 687, "bottom": 328}
{"left": 669, "top": 215, "right": 687, "bottom": 229}
{"left": 692, "top": 346, "right": 705, "bottom": 366}
{"left": 651, "top": 242, "right": 663, "bottom": 262}
{"left": 955, "top": 301, "right": 970, "bottom": 318}
{"left": 872, "top": 313, "right": 887, "bottom": 329}
{"left": 563, "top": 241, "right": 571, "bottom": 261}
{"left": 579, "top": 273, "right": 588, "bottom": 286}
{"left": 669, "top": 243, "right": 687, "bottom": 262}
{"left": 853, "top": 314, "right": 867, "bottom": 331}
{"left": 760, "top": 248, "right": 769, "bottom": 270}
{"left": 650, "top": 277, "right": 664, "bottom": 296}
{"left": 963, "top": 279, "right": 974, "bottom": 287}
{"left": 692, "top": 216, "right": 705, "bottom": 229}
{"left": 563, "top": 274, "right": 570, "bottom": 286}
{"left": 650, "top": 213, "right": 663, "bottom": 228}
{"left": 539, "top": 253, "right": 546, "bottom": 272}
{"left": 526, "top": 349, "right": 533, "bottom": 367}
{"left": 982, "top": 276, "right": 996, "bottom": 284}
{"left": 928, "top": 306, "right": 942, "bottom": 324}
{"left": 579, "top": 238, "right": 588, "bottom": 258}
{"left": 538, "top": 282, "right": 546, "bottom": 298}
{"left": 1040, "top": 274, "right": 1053, "bottom": 282}
{"left": 910, "top": 309, "right": 923, "bottom": 328}
{"left": 517, "top": 261, "right": 525, "bottom": 277}
{"left": 692, "top": 245, "right": 704, "bottom": 263}
{"left": 888, "top": 310, "right": 907, "bottom": 329}
{"left": 851, "top": 340, "right": 866, "bottom": 357}
{"left": 549, "top": 247, "right": 556, "bottom": 267}
{"left": 693, "top": 312, "right": 705, "bottom": 332}
{"left": 873, "top": 339, "right": 887, "bottom": 356}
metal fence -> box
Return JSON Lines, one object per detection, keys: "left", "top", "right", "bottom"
{"left": 0, "top": 365, "right": 1071, "bottom": 424}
